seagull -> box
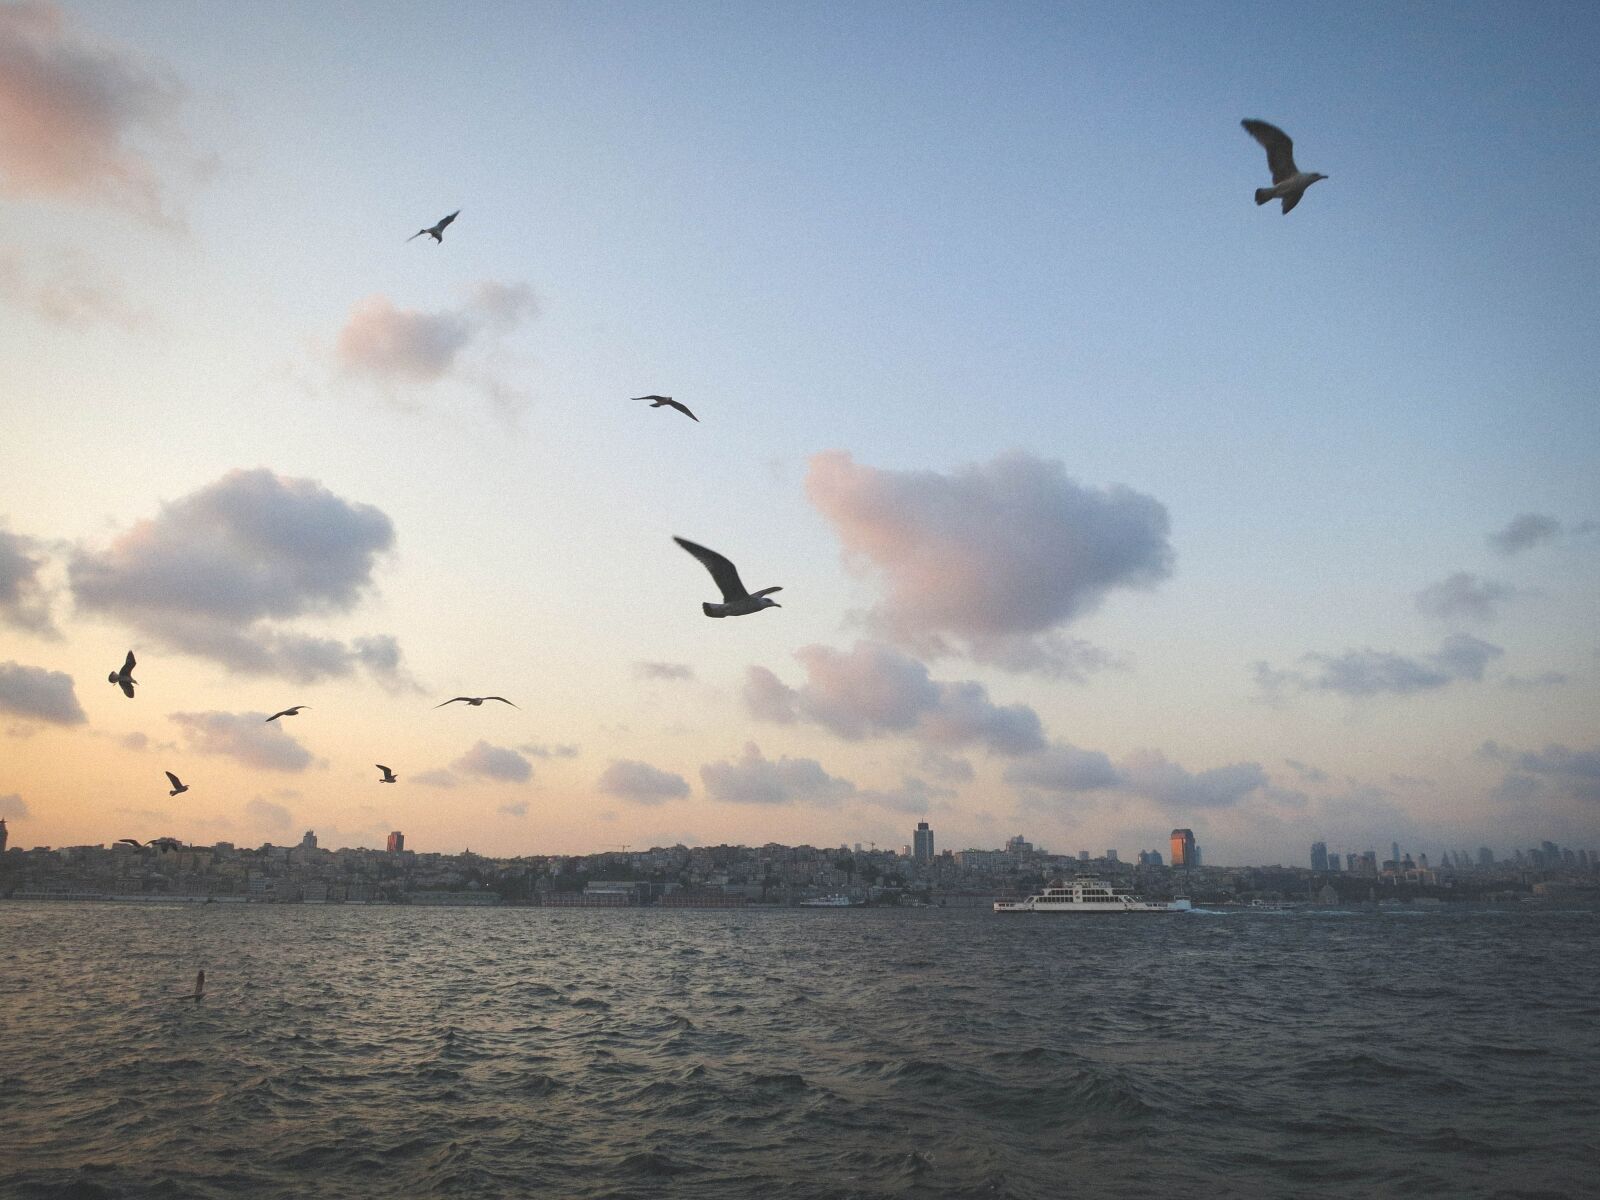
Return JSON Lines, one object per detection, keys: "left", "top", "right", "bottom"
{"left": 1242, "top": 119, "right": 1327, "bottom": 214}
{"left": 164, "top": 771, "right": 189, "bottom": 797}
{"left": 634, "top": 395, "right": 698, "bottom": 422}
{"left": 108, "top": 650, "right": 137, "bottom": 698}
{"left": 376, "top": 764, "right": 398, "bottom": 783}
{"left": 435, "top": 696, "right": 518, "bottom": 708}
{"left": 118, "top": 836, "right": 182, "bottom": 851}
{"left": 673, "top": 536, "right": 782, "bottom": 618}
{"left": 265, "top": 706, "right": 309, "bottom": 722}
{"left": 407, "top": 209, "right": 460, "bottom": 242}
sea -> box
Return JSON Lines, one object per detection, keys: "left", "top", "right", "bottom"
{"left": 2, "top": 902, "right": 1597, "bottom": 1200}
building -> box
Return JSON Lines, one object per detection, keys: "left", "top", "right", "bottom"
{"left": 1171, "top": 828, "right": 1196, "bottom": 868}
{"left": 0, "top": 817, "right": 7, "bottom": 853}
{"left": 1310, "top": 841, "right": 1328, "bottom": 871}
{"left": 1105, "top": 849, "right": 1118, "bottom": 863}
{"left": 1005, "top": 835, "right": 1033, "bottom": 856}
{"left": 386, "top": 831, "right": 405, "bottom": 853}
{"left": 300, "top": 830, "right": 318, "bottom": 850}
{"left": 913, "top": 822, "right": 934, "bottom": 864}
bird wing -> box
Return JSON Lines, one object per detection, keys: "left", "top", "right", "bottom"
{"left": 485, "top": 697, "right": 519, "bottom": 707}
{"left": 633, "top": 395, "right": 671, "bottom": 402}
{"left": 122, "top": 650, "right": 136, "bottom": 675}
{"left": 751, "top": 586, "right": 783, "bottom": 598}
{"left": 665, "top": 400, "right": 698, "bottom": 421}
{"left": 438, "top": 210, "right": 459, "bottom": 229}
{"left": 376, "top": 764, "right": 390, "bottom": 772}
{"left": 1242, "top": 119, "right": 1298, "bottom": 183}
{"left": 1281, "top": 192, "right": 1302, "bottom": 215}
{"left": 435, "top": 697, "right": 471, "bottom": 707}
{"left": 674, "top": 537, "right": 749, "bottom": 600}
{"left": 120, "top": 678, "right": 136, "bottom": 698}
{"left": 165, "top": 771, "right": 183, "bottom": 788}
{"left": 118, "top": 838, "right": 142, "bottom": 848}
{"left": 266, "top": 711, "right": 283, "bottom": 721}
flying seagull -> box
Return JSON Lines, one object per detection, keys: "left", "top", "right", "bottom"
{"left": 435, "top": 696, "right": 518, "bottom": 708}
{"left": 673, "top": 536, "right": 782, "bottom": 618}
{"left": 407, "top": 209, "right": 460, "bottom": 242}
{"left": 265, "top": 706, "right": 309, "bottom": 723}
{"left": 1242, "top": 119, "right": 1327, "bottom": 214}
{"left": 108, "top": 650, "right": 137, "bottom": 698}
{"left": 118, "top": 836, "right": 182, "bottom": 851}
{"left": 376, "top": 764, "right": 398, "bottom": 783}
{"left": 164, "top": 771, "right": 189, "bottom": 797}
{"left": 634, "top": 395, "right": 698, "bottom": 422}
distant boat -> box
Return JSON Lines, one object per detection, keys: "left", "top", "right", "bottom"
{"left": 993, "top": 877, "right": 1191, "bottom": 914}
{"left": 800, "top": 894, "right": 854, "bottom": 908}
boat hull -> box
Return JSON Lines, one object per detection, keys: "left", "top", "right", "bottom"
{"left": 993, "top": 899, "right": 1192, "bottom": 914}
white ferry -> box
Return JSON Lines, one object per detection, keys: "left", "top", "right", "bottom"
{"left": 799, "top": 894, "right": 854, "bottom": 908}
{"left": 993, "top": 877, "right": 1191, "bottom": 914}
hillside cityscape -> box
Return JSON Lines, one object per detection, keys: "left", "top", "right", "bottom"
{"left": 3, "top": 818, "right": 1595, "bottom": 908}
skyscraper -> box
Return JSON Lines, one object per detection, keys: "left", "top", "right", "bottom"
{"left": 913, "top": 821, "right": 934, "bottom": 864}
{"left": 1171, "top": 828, "right": 1196, "bottom": 868}
{"left": 1311, "top": 841, "right": 1328, "bottom": 871}
{"left": 386, "top": 831, "right": 405, "bottom": 853}
{"left": 300, "top": 830, "right": 318, "bottom": 850}
{"left": 0, "top": 817, "right": 7, "bottom": 853}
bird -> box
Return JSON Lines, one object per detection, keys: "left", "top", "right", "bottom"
{"left": 376, "top": 764, "right": 398, "bottom": 783}
{"left": 108, "top": 650, "right": 137, "bottom": 698}
{"left": 1242, "top": 119, "right": 1327, "bottom": 214}
{"left": 407, "top": 209, "right": 460, "bottom": 242}
{"left": 118, "top": 836, "right": 182, "bottom": 851}
{"left": 634, "top": 395, "right": 698, "bottom": 422}
{"left": 673, "top": 536, "right": 782, "bottom": 617}
{"left": 434, "top": 696, "right": 518, "bottom": 708}
{"left": 265, "top": 706, "right": 309, "bottom": 722}
{"left": 164, "top": 771, "right": 189, "bottom": 797}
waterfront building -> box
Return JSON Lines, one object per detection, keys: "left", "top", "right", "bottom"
{"left": 386, "top": 831, "right": 405, "bottom": 853}
{"left": 913, "top": 821, "right": 934, "bottom": 865}
{"left": 1171, "top": 828, "right": 1196, "bottom": 868}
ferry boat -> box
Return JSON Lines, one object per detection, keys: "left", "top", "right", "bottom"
{"left": 993, "top": 877, "right": 1191, "bottom": 914}
{"left": 799, "top": 894, "right": 854, "bottom": 907}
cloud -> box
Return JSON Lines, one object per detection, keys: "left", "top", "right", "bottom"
{"left": 451, "top": 740, "right": 532, "bottom": 783}
{"left": 0, "top": 2, "right": 191, "bottom": 222}
{"left": 0, "top": 792, "right": 29, "bottom": 819}
{"left": 1488, "top": 513, "right": 1562, "bottom": 556}
{"left": 1485, "top": 740, "right": 1600, "bottom": 806}
{"left": 1414, "top": 572, "right": 1517, "bottom": 623}
{"left": 335, "top": 282, "right": 538, "bottom": 414}
{"left": 69, "top": 468, "right": 414, "bottom": 687}
{"left": 1255, "top": 634, "right": 1503, "bottom": 699}
{"left": 244, "top": 795, "right": 292, "bottom": 833}
{"left": 0, "top": 249, "right": 145, "bottom": 328}
{"left": 634, "top": 661, "right": 695, "bottom": 681}
{"left": 499, "top": 801, "right": 529, "bottom": 817}
{"left": 169, "top": 711, "right": 312, "bottom": 772}
{"left": 742, "top": 641, "right": 1045, "bottom": 755}
{"left": 0, "top": 522, "right": 57, "bottom": 636}
{"left": 806, "top": 449, "right": 1171, "bottom": 674}
{"left": 1502, "top": 671, "right": 1569, "bottom": 691}
{"left": 0, "top": 660, "right": 86, "bottom": 724}
{"left": 1284, "top": 759, "right": 1329, "bottom": 783}
{"left": 1005, "top": 741, "right": 1267, "bottom": 810}
{"left": 700, "top": 743, "right": 855, "bottom": 807}
{"left": 412, "top": 768, "right": 458, "bottom": 788}
{"left": 520, "top": 742, "right": 578, "bottom": 758}
{"left": 597, "top": 759, "right": 690, "bottom": 805}
{"left": 917, "top": 749, "right": 974, "bottom": 783}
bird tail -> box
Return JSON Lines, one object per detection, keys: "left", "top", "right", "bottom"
{"left": 702, "top": 603, "right": 726, "bottom": 618}
{"left": 1254, "top": 188, "right": 1273, "bottom": 206}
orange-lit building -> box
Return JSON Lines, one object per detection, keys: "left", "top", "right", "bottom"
{"left": 1170, "top": 828, "right": 1196, "bottom": 868}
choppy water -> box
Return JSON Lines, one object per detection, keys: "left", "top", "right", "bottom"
{"left": 2, "top": 903, "right": 1597, "bottom": 1199}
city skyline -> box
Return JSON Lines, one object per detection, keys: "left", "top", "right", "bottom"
{"left": 2, "top": 2, "right": 1598, "bottom": 864}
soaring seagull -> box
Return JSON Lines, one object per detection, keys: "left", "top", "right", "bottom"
{"left": 673, "top": 537, "right": 782, "bottom": 618}
{"left": 118, "top": 836, "right": 182, "bottom": 851}
{"left": 376, "top": 764, "right": 398, "bottom": 783}
{"left": 634, "top": 395, "right": 698, "bottom": 422}
{"left": 265, "top": 706, "right": 309, "bottom": 722}
{"left": 435, "top": 696, "right": 518, "bottom": 708}
{"left": 1242, "top": 119, "right": 1327, "bottom": 214}
{"left": 164, "top": 771, "right": 189, "bottom": 797}
{"left": 407, "top": 209, "right": 460, "bottom": 243}
{"left": 108, "top": 650, "right": 138, "bottom": 698}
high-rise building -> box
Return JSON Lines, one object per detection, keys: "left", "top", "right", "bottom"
{"left": 1311, "top": 841, "right": 1328, "bottom": 871}
{"left": 1078, "top": 850, "right": 1091, "bottom": 862}
{"left": 1170, "top": 828, "right": 1196, "bottom": 868}
{"left": 1105, "top": 849, "right": 1119, "bottom": 862}
{"left": 1005, "top": 835, "right": 1033, "bottom": 855}
{"left": 386, "top": 831, "right": 405, "bottom": 853}
{"left": 913, "top": 821, "right": 934, "bottom": 864}
{"left": 300, "top": 830, "right": 318, "bottom": 850}
{"left": 0, "top": 816, "right": 7, "bottom": 853}
{"left": 1391, "top": 842, "right": 1401, "bottom": 867}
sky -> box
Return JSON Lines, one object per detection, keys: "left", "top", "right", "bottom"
{"left": 1, "top": 0, "right": 1596, "bottom": 865}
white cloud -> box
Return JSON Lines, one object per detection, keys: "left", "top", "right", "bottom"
{"left": 1414, "top": 572, "right": 1517, "bottom": 623}
{"left": 634, "top": 661, "right": 695, "bottom": 681}
{"left": 169, "top": 711, "right": 312, "bottom": 772}
{"left": 1254, "top": 634, "right": 1503, "bottom": 699}
{"left": 597, "top": 759, "right": 690, "bottom": 805}
{"left": 700, "top": 743, "right": 854, "bottom": 807}
{"left": 0, "top": 792, "right": 30, "bottom": 819}
{"left": 0, "top": 660, "right": 85, "bottom": 725}
{"left": 451, "top": 740, "right": 532, "bottom": 783}
{"left": 0, "top": 522, "right": 57, "bottom": 636}
{"left": 807, "top": 449, "right": 1170, "bottom": 674}
{"left": 1005, "top": 741, "right": 1267, "bottom": 810}
{"left": 1488, "top": 513, "right": 1562, "bottom": 556}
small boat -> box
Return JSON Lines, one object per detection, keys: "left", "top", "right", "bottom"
{"left": 993, "top": 877, "right": 1191, "bottom": 914}
{"left": 800, "top": 894, "right": 854, "bottom": 908}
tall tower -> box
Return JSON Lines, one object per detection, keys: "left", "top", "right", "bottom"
{"left": 1311, "top": 841, "right": 1328, "bottom": 871}
{"left": 0, "top": 817, "right": 7, "bottom": 853}
{"left": 913, "top": 821, "right": 934, "bottom": 864}
{"left": 301, "top": 830, "right": 318, "bottom": 850}
{"left": 386, "top": 830, "right": 405, "bottom": 853}
{"left": 1170, "top": 828, "right": 1196, "bottom": 868}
